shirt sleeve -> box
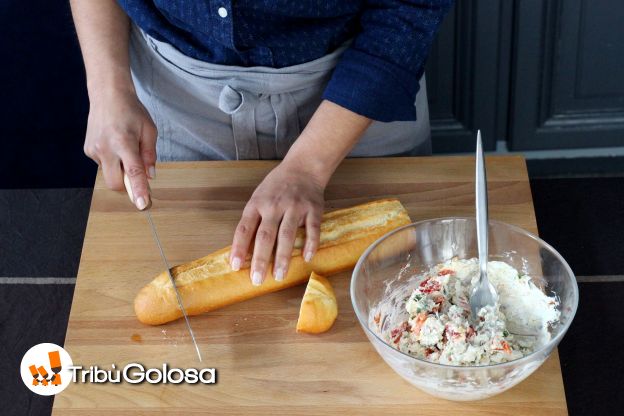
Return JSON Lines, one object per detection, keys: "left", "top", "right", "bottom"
{"left": 322, "top": 0, "right": 454, "bottom": 122}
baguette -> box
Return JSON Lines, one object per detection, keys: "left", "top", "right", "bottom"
{"left": 296, "top": 272, "right": 338, "bottom": 334}
{"left": 134, "top": 198, "right": 411, "bottom": 325}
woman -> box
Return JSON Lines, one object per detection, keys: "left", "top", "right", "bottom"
{"left": 70, "top": 0, "right": 453, "bottom": 286}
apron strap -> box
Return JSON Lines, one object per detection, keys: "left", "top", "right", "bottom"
{"left": 219, "top": 84, "right": 301, "bottom": 160}
{"left": 218, "top": 85, "right": 260, "bottom": 160}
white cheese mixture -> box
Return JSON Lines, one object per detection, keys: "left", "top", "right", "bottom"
{"left": 373, "top": 258, "right": 560, "bottom": 366}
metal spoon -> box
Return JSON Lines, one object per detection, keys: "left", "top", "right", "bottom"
{"left": 469, "top": 130, "right": 498, "bottom": 320}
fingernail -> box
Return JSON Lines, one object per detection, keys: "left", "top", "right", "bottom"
{"left": 136, "top": 196, "right": 148, "bottom": 210}
{"left": 304, "top": 251, "right": 313, "bottom": 263}
{"left": 251, "top": 271, "right": 263, "bottom": 286}
{"left": 148, "top": 166, "right": 156, "bottom": 179}
{"left": 231, "top": 257, "right": 241, "bottom": 271}
{"left": 274, "top": 267, "right": 285, "bottom": 282}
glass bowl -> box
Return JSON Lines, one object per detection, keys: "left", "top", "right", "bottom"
{"left": 351, "top": 218, "right": 578, "bottom": 401}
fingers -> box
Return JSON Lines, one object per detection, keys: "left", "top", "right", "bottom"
{"left": 91, "top": 139, "right": 152, "bottom": 210}
{"left": 231, "top": 166, "right": 325, "bottom": 287}
{"left": 273, "top": 211, "right": 300, "bottom": 282}
{"left": 233, "top": 200, "right": 323, "bottom": 286}
{"left": 250, "top": 214, "right": 280, "bottom": 286}
{"left": 119, "top": 146, "right": 151, "bottom": 210}
{"left": 83, "top": 142, "right": 102, "bottom": 167}
{"left": 304, "top": 209, "right": 321, "bottom": 263}
{"left": 82, "top": 95, "right": 157, "bottom": 207}
{"left": 85, "top": 138, "right": 122, "bottom": 190}
{"left": 100, "top": 154, "right": 124, "bottom": 191}
{"left": 230, "top": 209, "right": 260, "bottom": 272}
{"left": 140, "top": 120, "right": 158, "bottom": 179}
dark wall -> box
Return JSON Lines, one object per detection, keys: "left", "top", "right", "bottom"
{"left": 2, "top": 1, "right": 623, "bottom": 188}
{"left": 0, "top": 0, "right": 96, "bottom": 188}
{"left": 509, "top": 0, "right": 624, "bottom": 150}
{"left": 425, "top": 0, "right": 624, "bottom": 152}
{"left": 425, "top": 0, "right": 513, "bottom": 152}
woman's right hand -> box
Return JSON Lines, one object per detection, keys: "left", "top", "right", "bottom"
{"left": 83, "top": 87, "right": 157, "bottom": 210}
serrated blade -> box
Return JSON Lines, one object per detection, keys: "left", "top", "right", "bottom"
{"left": 145, "top": 210, "right": 202, "bottom": 362}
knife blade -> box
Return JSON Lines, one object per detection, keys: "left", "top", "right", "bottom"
{"left": 123, "top": 174, "right": 203, "bottom": 362}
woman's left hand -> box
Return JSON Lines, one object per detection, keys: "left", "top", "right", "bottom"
{"left": 229, "top": 159, "right": 326, "bottom": 286}
{"left": 229, "top": 100, "right": 372, "bottom": 286}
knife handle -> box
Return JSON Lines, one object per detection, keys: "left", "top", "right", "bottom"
{"left": 123, "top": 173, "right": 152, "bottom": 211}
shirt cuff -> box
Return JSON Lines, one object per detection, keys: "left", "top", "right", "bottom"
{"left": 322, "top": 48, "right": 421, "bottom": 122}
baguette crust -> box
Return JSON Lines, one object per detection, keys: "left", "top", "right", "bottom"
{"left": 296, "top": 272, "right": 338, "bottom": 334}
{"left": 134, "top": 198, "right": 411, "bottom": 325}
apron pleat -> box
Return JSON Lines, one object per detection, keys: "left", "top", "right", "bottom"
{"left": 270, "top": 93, "right": 300, "bottom": 158}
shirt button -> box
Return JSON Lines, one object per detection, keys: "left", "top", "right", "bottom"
{"left": 217, "top": 7, "right": 228, "bottom": 18}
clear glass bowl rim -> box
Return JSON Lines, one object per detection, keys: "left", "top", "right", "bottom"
{"left": 350, "top": 217, "right": 580, "bottom": 370}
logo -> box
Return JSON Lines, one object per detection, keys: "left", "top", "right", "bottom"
{"left": 20, "top": 343, "right": 73, "bottom": 396}
{"left": 20, "top": 343, "right": 217, "bottom": 394}
{"left": 68, "top": 364, "right": 217, "bottom": 384}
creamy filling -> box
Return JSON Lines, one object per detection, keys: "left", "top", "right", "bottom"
{"left": 373, "top": 258, "right": 560, "bottom": 366}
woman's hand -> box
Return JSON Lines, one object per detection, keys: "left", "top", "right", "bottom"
{"left": 229, "top": 159, "right": 326, "bottom": 286}
{"left": 83, "top": 87, "right": 157, "bottom": 210}
{"left": 71, "top": 0, "right": 152, "bottom": 207}
{"left": 230, "top": 100, "right": 372, "bottom": 286}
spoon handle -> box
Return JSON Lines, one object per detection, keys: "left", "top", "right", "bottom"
{"left": 476, "top": 130, "right": 489, "bottom": 278}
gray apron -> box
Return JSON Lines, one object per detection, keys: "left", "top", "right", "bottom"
{"left": 129, "top": 25, "right": 431, "bottom": 161}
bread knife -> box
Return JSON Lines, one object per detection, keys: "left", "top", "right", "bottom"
{"left": 123, "top": 174, "right": 203, "bottom": 362}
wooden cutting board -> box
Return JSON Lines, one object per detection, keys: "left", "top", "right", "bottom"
{"left": 53, "top": 156, "right": 568, "bottom": 415}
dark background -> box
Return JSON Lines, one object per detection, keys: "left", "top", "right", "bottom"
{"left": 427, "top": 0, "right": 624, "bottom": 153}
{"left": 1, "top": 1, "right": 95, "bottom": 188}
{"left": 1, "top": 0, "right": 623, "bottom": 189}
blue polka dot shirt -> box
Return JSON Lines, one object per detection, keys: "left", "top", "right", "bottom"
{"left": 118, "top": 0, "right": 454, "bottom": 122}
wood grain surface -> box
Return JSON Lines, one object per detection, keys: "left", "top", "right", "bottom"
{"left": 53, "top": 156, "right": 567, "bottom": 415}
